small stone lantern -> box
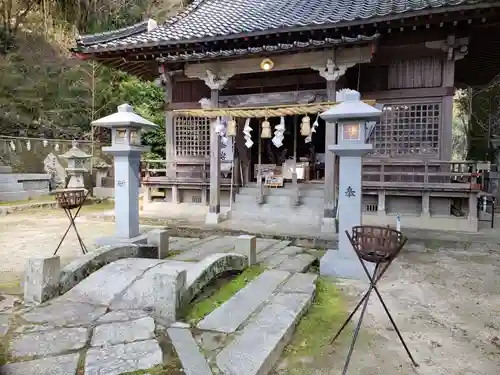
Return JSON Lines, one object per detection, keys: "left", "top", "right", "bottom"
{"left": 92, "top": 104, "right": 157, "bottom": 243}
{"left": 319, "top": 90, "right": 382, "bottom": 280}
{"left": 60, "top": 140, "right": 91, "bottom": 189}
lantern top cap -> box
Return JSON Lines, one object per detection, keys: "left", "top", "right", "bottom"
{"left": 320, "top": 89, "right": 382, "bottom": 122}
{"left": 91, "top": 103, "right": 158, "bottom": 129}
{"left": 61, "top": 141, "right": 91, "bottom": 159}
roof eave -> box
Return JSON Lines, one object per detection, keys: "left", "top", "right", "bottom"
{"left": 75, "top": 1, "right": 500, "bottom": 55}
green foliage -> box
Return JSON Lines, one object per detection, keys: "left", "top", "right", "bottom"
{"left": 0, "top": 0, "right": 170, "bottom": 159}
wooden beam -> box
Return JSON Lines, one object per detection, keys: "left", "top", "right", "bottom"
{"left": 184, "top": 46, "right": 373, "bottom": 78}
{"left": 363, "top": 87, "right": 454, "bottom": 100}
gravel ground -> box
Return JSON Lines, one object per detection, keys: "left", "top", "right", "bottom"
{"left": 0, "top": 212, "right": 117, "bottom": 287}
{"left": 301, "top": 241, "right": 500, "bottom": 375}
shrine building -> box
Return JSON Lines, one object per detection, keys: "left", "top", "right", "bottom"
{"left": 72, "top": 0, "right": 500, "bottom": 232}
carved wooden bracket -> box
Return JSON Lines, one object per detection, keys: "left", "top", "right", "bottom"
{"left": 425, "top": 36, "right": 469, "bottom": 61}
{"left": 311, "top": 59, "right": 356, "bottom": 81}
{"left": 203, "top": 69, "right": 233, "bottom": 90}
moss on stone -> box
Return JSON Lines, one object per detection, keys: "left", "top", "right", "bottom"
{"left": 184, "top": 266, "right": 264, "bottom": 325}
{"left": 281, "top": 278, "right": 351, "bottom": 369}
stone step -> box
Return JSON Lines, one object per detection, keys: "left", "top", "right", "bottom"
{"left": 197, "top": 270, "right": 291, "bottom": 334}
{"left": 239, "top": 185, "right": 324, "bottom": 198}
{"left": 215, "top": 289, "right": 314, "bottom": 375}
{"left": 275, "top": 253, "right": 317, "bottom": 273}
{"left": 257, "top": 241, "right": 292, "bottom": 262}
{"left": 235, "top": 193, "right": 324, "bottom": 208}
{"left": 230, "top": 204, "right": 322, "bottom": 224}
{"left": 168, "top": 327, "right": 213, "bottom": 375}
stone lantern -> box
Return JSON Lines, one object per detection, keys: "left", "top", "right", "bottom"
{"left": 92, "top": 103, "right": 157, "bottom": 244}
{"left": 319, "top": 90, "right": 382, "bottom": 280}
{"left": 60, "top": 140, "right": 91, "bottom": 189}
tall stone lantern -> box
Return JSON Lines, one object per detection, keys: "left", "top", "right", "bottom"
{"left": 92, "top": 104, "right": 157, "bottom": 243}
{"left": 319, "top": 90, "right": 382, "bottom": 280}
{"left": 61, "top": 140, "right": 91, "bottom": 189}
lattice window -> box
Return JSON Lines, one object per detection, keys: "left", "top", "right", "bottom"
{"left": 369, "top": 103, "right": 441, "bottom": 156}
{"left": 174, "top": 116, "right": 210, "bottom": 157}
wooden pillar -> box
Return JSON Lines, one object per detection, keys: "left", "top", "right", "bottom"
{"left": 160, "top": 66, "right": 175, "bottom": 179}
{"left": 324, "top": 79, "right": 337, "bottom": 219}
{"left": 199, "top": 70, "right": 232, "bottom": 224}
{"left": 441, "top": 58, "right": 455, "bottom": 161}
{"left": 209, "top": 88, "right": 221, "bottom": 214}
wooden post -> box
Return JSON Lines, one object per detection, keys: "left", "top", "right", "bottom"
{"left": 160, "top": 66, "right": 175, "bottom": 179}
{"left": 209, "top": 88, "right": 221, "bottom": 215}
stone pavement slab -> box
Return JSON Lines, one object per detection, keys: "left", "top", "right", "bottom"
{"left": 256, "top": 241, "right": 292, "bottom": 262}
{"left": 216, "top": 292, "right": 314, "bottom": 375}
{"left": 276, "top": 253, "right": 316, "bottom": 273}
{"left": 173, "top": 236, "right": 237, "bottom": 261}
{"left": 10, "top": 327, "right": 88, "bottom": 357}
{"left": 63, "top": 258, "right": 163, "bottom": 305}
{"left": 21, "top": 300, "right": 107, "bottom": 327}
{"left": 168, "top": 327, "right": 213, "bottom": 375}
{"left": 96, "top": 309, "right": 148, "bottom": 324}
{"left": 84, "top": 339, "right": 162, "bottom": 375}
{"left": 197, "top": 270, "right": 291, "bottom": 334}
{"left": 91, "top": 316, "right": 156, "bottom": 347}
{"left": 280, "top": 273, "right": 318, "bottom": 295}
{"left": 0, "top": 353, "right": 79, "bottom": 375}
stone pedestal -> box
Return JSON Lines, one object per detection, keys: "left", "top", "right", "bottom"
{"left": 147, "top": 229, "right": 170, "bottom": 259}
{"left": 235, "top": 235, "right": 257, "bottom": 266}
{"left": 24, "top": 256, "right": 61, "bottom": 305}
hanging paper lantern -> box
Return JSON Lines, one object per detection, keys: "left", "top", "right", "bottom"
{"left": 26, "top": 140, "right": 31, "bottom": 151}
{"left": 9, "top": 141, "right": 15, "bottom": 151}
{"left": 261, "top": 118, "right": 271, "bottom": 139}
{"left": 226, "top": 118, "right": 237, "bottom": 136}
{"left": 300, "top": 115, "right": 311, "bottom": 136}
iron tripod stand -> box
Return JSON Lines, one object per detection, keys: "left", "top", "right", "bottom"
{"left": 53, "top": 189, "right": 90, "bottom": 256}
{"left": 330, "top": 226, "right": 419, "bottom": 375}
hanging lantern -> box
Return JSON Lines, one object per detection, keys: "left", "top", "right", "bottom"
{"left": 300, "top": 115, "right": 311, "bottom": 136}
{"left": 227, "top": 118, "right": 237, "bottom": 136}
{"left": 261, "top": 118, "right": 271, "bottom": 138}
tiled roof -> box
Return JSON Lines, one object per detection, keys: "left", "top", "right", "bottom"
{"left": 77, "top": 0, "right": 487, "bottom": 51}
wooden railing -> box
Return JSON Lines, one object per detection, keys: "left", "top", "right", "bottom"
{"left": 362, "top": 159, "right": 482, "bottom": 192}
{"left": 141, "top": 159, "right": 233, "bottom": 185}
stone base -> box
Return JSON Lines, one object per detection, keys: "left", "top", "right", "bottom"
{"left": 205, "top": 212, "right": 221, "bottom": 225}
{"left": 320, "top": 217, "right": 337, "bottom": 234}
{"left": 94, "top": 234, "right": 148, "bottom": 247}
{"left": 319, "top": 249, "right": 374, "bottom": 282}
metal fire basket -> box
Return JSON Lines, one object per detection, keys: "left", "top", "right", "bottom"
{"left": 331, "top": 225, "right": 418, "bottom": 374}
{"left": 53, "top": 188, "right": 90, "bottom": 255}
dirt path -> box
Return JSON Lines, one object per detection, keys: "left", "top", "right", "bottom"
{"left": 308, "top": 242, "right": 500, "bottom": 375}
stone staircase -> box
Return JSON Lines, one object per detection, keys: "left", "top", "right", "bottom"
{"left": 231, "top": 183, "right": 325, "bottom": 226}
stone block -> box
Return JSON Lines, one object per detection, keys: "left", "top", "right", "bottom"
{"left": 10, "top": 327, "right": 88, "bottom": 357}
{"left": 59, "top": 244, "right": 142, "bottom": 294}
{"left": 235, "top": 235, "right": 257, "bottom": 266}
{"left": 205, "top": 212, "right": 221, "bottom": 224}
{"left": 197, "top": 270, "right": 290, "bottom": 334}
{"left": 91, "top": 316, "right": 155, "bottom": 347}
{"left": 24, "top": 256, "right": 61, "bottom": 305}
{"left": 110, "top": 263, "right": 187, "bottom": 325}
{"left": 85, "top": 340, "right": 162, "bottom": 375}
{"left": 216, "top": 292, "right": 313, "bottom": 375}
{"left": 147, "top": 229, "right": 170, "bottom": 259}
{"left": 167, "top": 327, "right": 213, "bottom": 375}
{"left": 0, "top": 353, "right": 79, "bottom": 375}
